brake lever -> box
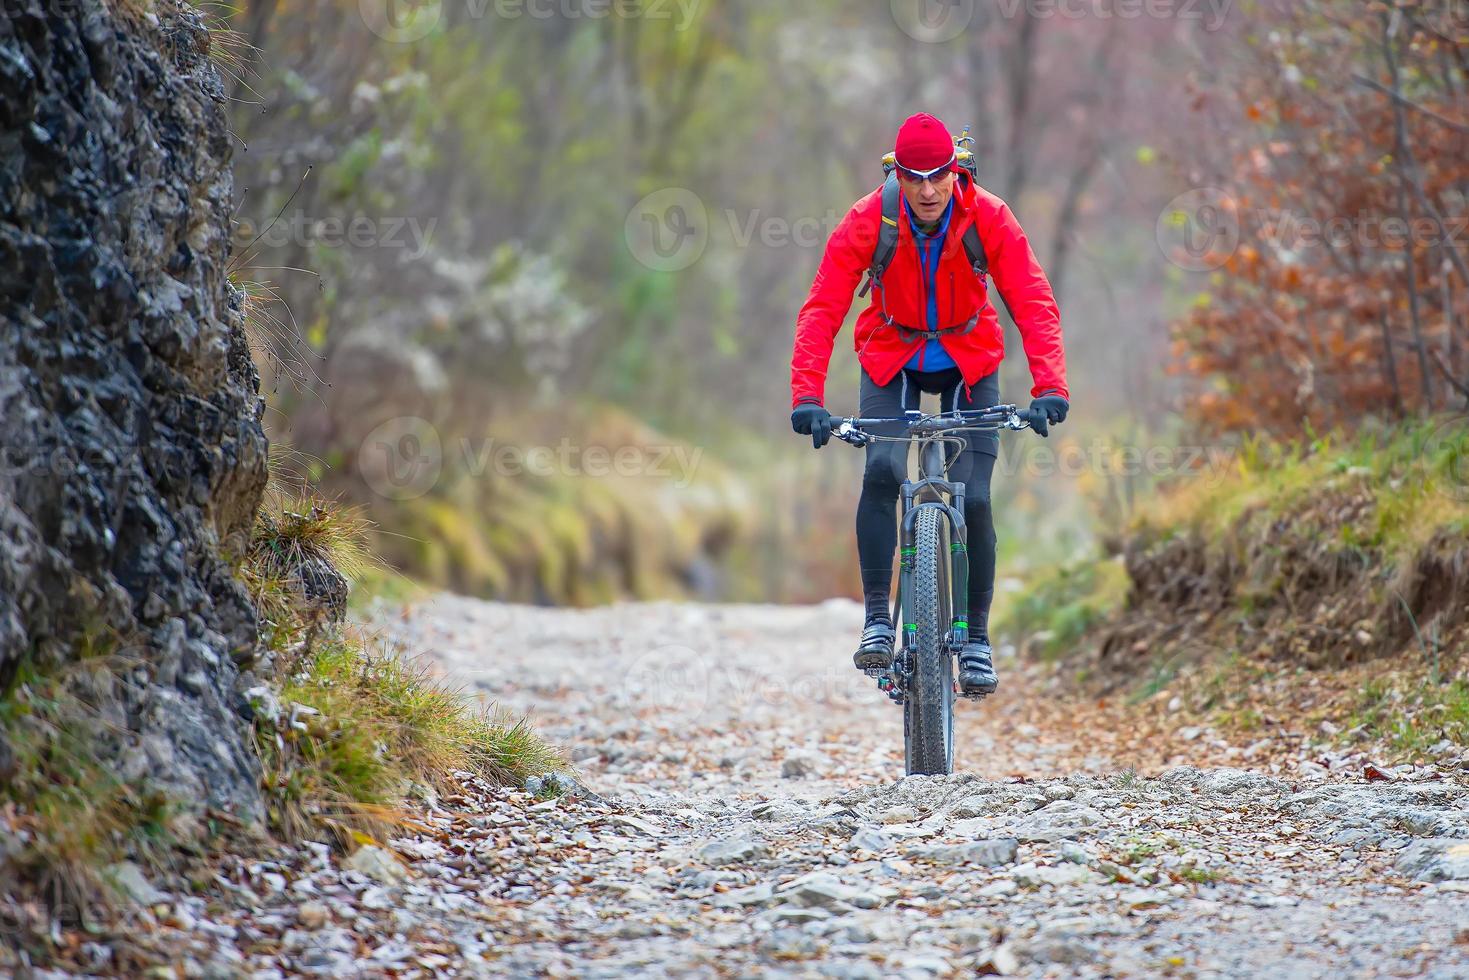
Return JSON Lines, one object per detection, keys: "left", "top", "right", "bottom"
{"left": 832, "top": 421, "right": 870, "bottom": 446}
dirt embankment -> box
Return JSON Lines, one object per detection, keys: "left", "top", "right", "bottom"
{"left": 1007, "top": 431, "right": 1469, "bottom": 762}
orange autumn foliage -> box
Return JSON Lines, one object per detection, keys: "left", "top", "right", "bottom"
{"left": 1171, "top": 1, "right": 1469, "bottom": 435}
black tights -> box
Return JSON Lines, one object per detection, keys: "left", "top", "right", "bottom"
{"left": 856, "top": 367, "right": 998, "bottom": 633}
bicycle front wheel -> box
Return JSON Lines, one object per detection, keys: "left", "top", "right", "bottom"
{"left": 903, "top": 506, "right": 955, "bottom": 776}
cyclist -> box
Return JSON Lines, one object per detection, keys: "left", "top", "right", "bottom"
{"left": 789, "top": 112, "right": 1069, "bottom": 697}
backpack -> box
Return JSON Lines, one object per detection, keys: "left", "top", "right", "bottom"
{"left": 857, "top": 127, "right": 990, "bottom": 334}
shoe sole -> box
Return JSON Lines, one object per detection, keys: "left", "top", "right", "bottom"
{"left": 958, "top": 676, "right": 998, "bottom": 697}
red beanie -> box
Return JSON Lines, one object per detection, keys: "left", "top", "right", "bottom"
{"left": 894, "top": 112, "right": 956, "bottom": 174}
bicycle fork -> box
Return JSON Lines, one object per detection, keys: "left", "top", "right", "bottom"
{"left": 895, "top": 490, "right": 971, "bottom": 653}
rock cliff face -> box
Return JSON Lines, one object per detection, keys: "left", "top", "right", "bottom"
{"left": 0, "top": 1, "right": 268, "bottom": 815}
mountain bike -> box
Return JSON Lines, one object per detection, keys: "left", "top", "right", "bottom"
{"left": 828, "top": 404, "right": 1041, "bottom": 776}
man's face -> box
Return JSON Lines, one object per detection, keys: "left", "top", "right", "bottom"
{"left": 898, "top": 169, "right": 956, "bottom": 224}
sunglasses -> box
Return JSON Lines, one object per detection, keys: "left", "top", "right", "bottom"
{"left": 896, "top": 164, "right": 956, "bottom": 185}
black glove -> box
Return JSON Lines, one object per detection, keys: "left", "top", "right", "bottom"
{"left": 1028, "top": 394, "right": 1069, "bottom": 438}
{"left": 791, "top": 402, "right": 833, "bottom": 449}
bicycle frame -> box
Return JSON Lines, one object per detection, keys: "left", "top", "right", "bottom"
{"left": 830, "top": 405, "right": 1034, "bottom": 698}
{"left": 824, "top": 404, "right": 1042, "bottom": 772}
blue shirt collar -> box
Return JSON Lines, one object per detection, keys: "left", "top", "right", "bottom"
{"left": 902, "top": 195, "right": 954, "bottom": 240}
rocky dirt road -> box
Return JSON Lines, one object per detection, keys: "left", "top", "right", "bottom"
{"left": 135, "top": 596, "right": 1469, "bottom": 978}
{"left": 349, "top": 595, "right": 1469, "bottom": 979}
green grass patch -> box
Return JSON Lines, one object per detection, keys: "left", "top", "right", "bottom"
{"left": 254, "top": 630, "right": 564, "bottom": 840}
{"left": 0, "top": 633, "right": 184, "bottom": 915}
{"left": 1351, "top": 678, "right": 1469, "bottom": 758}
{"left": 240, "top": 493, "right": 566, "bottom": 842}
{"left": 1178, "top": 866, "right": 1226, "bottom": 884}
{"left": 1114, "top": 832, "right": 1182, "bottom": 866}
{"left": 1137, "top": 417, "right": 1469, "bottom": 564}
{"left": 997, "top": 555, "right": 1129, "bottom": 660}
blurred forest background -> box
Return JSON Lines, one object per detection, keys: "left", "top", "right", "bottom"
{"left": 219, "top": 0, "right": 1469, "bottom": 608}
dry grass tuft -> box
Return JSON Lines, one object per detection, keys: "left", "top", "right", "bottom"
{"left": 254, "top": 628, "right": 565, "bottom": 841}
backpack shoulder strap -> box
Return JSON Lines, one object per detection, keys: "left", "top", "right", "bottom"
{"left": 858, "top": 173, "right": 902, "bottom": 298}
{"left": 961, "top": 222, "right": 989, "bottom": 279}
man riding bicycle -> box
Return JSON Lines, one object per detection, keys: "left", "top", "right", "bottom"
{"left": 789, "top": 112, "right": 1070, "bottom": 697}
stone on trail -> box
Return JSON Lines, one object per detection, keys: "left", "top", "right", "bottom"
{"left": 974, "top": 943, "right": 1021, "bottom": 976}
{"left": 847, "top": 827, "right": 894, "bottom": 853}
{"left": 1196, "top": 768, "right": 1283, "bottom": 796}
{"left": 711, "top": 882, "right": 777, "bottom": 908}
{"left": 781, "top": 751, "right": 821, "bottom": 779}
{"left": 698, "top": 835, "right": 769, "bottom": 866}
{"left": 344, "top": 845, "right": 412, "bottom": 884}
{"left": 777, "top": 871, "right": 861, "bottom": 910}
{"left": 1005, "top": 800, "right": 1106, "bottom": 842}
{"left": 1117, "top": 886, "right": 1174, "bottom": 909}
{"left": 763, "top": 904, "right": 830, "bottom": 924}
{"left": 296, "top": 901, "right": 330, "bottom": 930}
{"left": 1037, "top": 913, "right": 1127, "bottom": 938}
{"left": 1395, "top": 838, "right": 1469, "bottom": 881}
{"left": 948, "top": 796, "right": 1006, "bottom": 819}
{"left": 819, "top": 959, "right": 884, "bottom": 980}
{"left": 751, "top": 799, "right": 807, "bottom": 822}
{"left": 1059, "top": 841, "right": 1092, "bottom": 865}
{"left": 1012, "top": 862, "right": 1099, "bottom": 888}
{"left": 905, "top": 838, "right": 1019, "bottom": 868}
{"left": 104, "top": 862, "right": 169, "bottom": 907}
{"left": 283, "top": 926, "right": 356, "bottom": 977}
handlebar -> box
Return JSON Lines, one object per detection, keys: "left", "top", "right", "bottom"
{"left": 826, "top": 405, "right": 1041, "bottom": 447}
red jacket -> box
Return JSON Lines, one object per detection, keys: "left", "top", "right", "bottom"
{"left": 790, "top": 176, "right": 1067, "bottom": 408}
